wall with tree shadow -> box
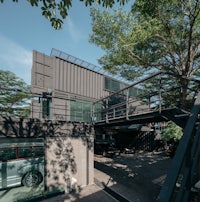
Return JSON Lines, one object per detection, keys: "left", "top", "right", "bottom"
{"left": 0, "top": 116, "right": 94, "bottom": 194}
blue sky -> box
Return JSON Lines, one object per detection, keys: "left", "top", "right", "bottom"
{"left": 0, "top": 1, "right": 131, "bottom": 84}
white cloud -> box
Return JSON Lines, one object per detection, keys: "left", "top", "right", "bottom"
{"left": 64, "top": 17, "right": 85, "bottom": 43}
{"left": 0, "top": 35, "right": 32, "bottom": 84}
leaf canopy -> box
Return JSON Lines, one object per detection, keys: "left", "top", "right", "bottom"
{"left": 0, "top": 70, "right": 31, "bottom": 117}
{"left": 0, "top": 0, "right": 129, "bottom": 29}
{"left": 90, "top": 0, "right": 200, "bottom": 108}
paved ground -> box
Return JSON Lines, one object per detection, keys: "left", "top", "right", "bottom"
{"left": 0, "top": 152, "right": 171, "bottom": 202}
{"left": 40, "top": 151, "right": 171, "bottom": 202}
{"left": 94, "top": 151, "right": 171, "bottom": 202}
{"left": 41, "top": 184, "right": 118, "bottom": 202}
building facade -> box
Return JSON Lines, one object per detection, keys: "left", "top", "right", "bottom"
{"left": 31, "top": 49, "right": 141, "bottom": 123}
{"left": 30, "top": 49, "right": 143, "bottom": 190}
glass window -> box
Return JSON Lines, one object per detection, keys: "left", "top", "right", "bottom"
{"left": 33, "top": 147, "right": 44, "bottom": 157}
{"left": 18, "top": 147, "right": 33, "bottom": 158}
{"left": 70, "top": 99, "right": 93, "bottom": 122}
{"left": 83, "top": 102, "right": 91, "bottom": 122}
{"left": 104, "top": 77, "right": 110, "bottom": 90}
{"left": 111, "top": 80, "right": 120, "bottom": 92}
{"left": 0, "top": 148, "right": 16, "bottom": 161}
{"left": 104, "top": 77, "right": 124, "bottom": 92}
{"left": 93, "top": 103, "right": 102, "bottom": 121}
{"left": 18, "top": 147, "right": 44, "bottom": 158}
{"left": 42, "top": 99, "right": 50, "bottom": 119}
{"left": 129, "top": 87, "right": 138, "bottom": 97}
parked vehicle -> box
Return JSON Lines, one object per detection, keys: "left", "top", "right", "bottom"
{"left": 0, "top": 138, "right": 44, "bottom": 189}
{"left": 94, "top": 142, "right": 120, "bottom": 157}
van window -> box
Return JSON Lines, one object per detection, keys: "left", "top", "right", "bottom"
{"left": 18, "top": 147, "right": 44, "bottom": 158}
{"left": 0, "top": 148, "right": 16, "bottom": 162}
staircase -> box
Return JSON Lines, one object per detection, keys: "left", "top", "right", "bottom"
{"left": 161, "top": 108, "right": 190, "bottom": 128}
{"left": 157, "top": 91, "right": 200, "bottom": 202}
{"left": 93, "top": 71, "right": 200, "bottom": 201}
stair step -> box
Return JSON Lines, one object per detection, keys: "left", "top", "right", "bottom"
{"left": 174, "top": 114, "right": 190, "bottom": 118}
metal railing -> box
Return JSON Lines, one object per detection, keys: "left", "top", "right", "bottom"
{"left": 92, "top": 71, "right": 198, "bottom": 124}
{"left": 157, "top": 91, "right": 200, "bottom": 202}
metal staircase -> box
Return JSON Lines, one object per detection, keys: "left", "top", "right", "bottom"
{"left": 92, "top": 71, "right": 200, "bottom": 201}
{"left": 157, "top": 91, "right": 200, "bottom": 202}
{"left": 161, "top": 108, "right": 191, "bottom": 128}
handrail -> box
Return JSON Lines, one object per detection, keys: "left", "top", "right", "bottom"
{"left": 93, "top": 71, "right": 163, "bottom": 104}
{"left": 157, "top": 91, "right": 200, "bottom": 202}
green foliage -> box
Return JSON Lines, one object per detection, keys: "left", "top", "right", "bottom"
{"left": 162, "top": 121, "right": 183, "bottom": 142}
{"left": 0, "top": 70, "right": 31, "bottom": 117}
{"left": 0, "top": 0, "right": 129, "bottom": 29}
{"left": 90, "top": 1, "right": 200, "bottom": 107}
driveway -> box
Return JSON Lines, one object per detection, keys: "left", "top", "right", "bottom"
{"left": 94, "top": 151, "right": 171, "bottom": 202}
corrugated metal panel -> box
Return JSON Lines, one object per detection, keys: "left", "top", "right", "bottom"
{"left": 61, "top": 60, "right": 65, "bottom": 91}
{"left": 75, "top": 64, "right": 81, "bottom": 95}
{"left": 74, "top": 64, "right": 78, "bottom": 94}
{"left": 59, "top": 60, "right": 63, "bottom": 90}
{"left": 51, "top": 56, "right": 115, "bottom": 100}
{"left": 69, "top": 63, "right": 73, "bottom": 93}
{"left": 91, "top": 71, "right": 94, "bottom": 97}
{"left": 63, "top": 61, "right": 67, "bottom": 92}
{"left": 86, "top": 69, "right": 90, "bottom": 97}
{"left": 67, "top": 62, "right": 71, "bottom": 92}
{"left": 90, "top": 71, "right": 93, "bottom": 97}
{"left": 55, "top": 58, "right": 60, "bottom": 90}
{"left": 71, "top": 63, "right": 75, "bottom": 93}
{"left": 83, "top": 68, "right": 87, "bottom": 97}
{"left": 80, "top": 67, "right": 84, "bottom": 96}
{"left": 32, "top": 51, "right": 118, "bottom": 100}
{"left": 92, "top": 71, "right": 95, "bottom": 98}
{"left": 96, "top": 73, "right": 100, "bottom": 98}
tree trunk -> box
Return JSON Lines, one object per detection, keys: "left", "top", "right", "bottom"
{"left": 180, "top": 78, "right": 189, "bottom": 109}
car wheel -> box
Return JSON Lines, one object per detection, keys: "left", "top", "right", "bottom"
{"left": 22, "top": 171, "right": 43, "bottom": 187}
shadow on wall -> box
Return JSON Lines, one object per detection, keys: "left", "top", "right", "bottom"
{"left": 0, "top": 116, "right": 94, "bottom": 193}
{"left": 0, "top": 116, "right": 94, "bottom": 148}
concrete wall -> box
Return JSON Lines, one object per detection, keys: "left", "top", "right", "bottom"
{"left": 0, "top": 116, "right": 94, "bottom": 191}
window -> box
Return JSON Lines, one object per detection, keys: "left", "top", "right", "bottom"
{"left": 129, "top": 87, "right": 138, "bottom": 97}
{"left": 70, "top": 99, "right": 102, "bottom": 122}
{"left": 42, "top": 98, "right": 51, "bottom": 119}
{"left": 104, "top": 77, "right": 121, "bottom": 92}
{"left": 70, "top": 100, "right": 90, "bottom": 122}
{"left": 18, "top": 147, "right": 44, "bottom": 158}
{"left": 93, "top": 103, "right": 102, "bottom": 121}
{"left": 0, "top": 148, "right": 16, "bottom": 162}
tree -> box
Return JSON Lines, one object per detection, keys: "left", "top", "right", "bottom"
{"left": 162, "top": 121, "right": 183, "bottom": 142}
{"left": 0, "top": 0, "right": 129, "bottom": 29}
{"left": 90, "top": 0, "right": 200, "bottom": 108}
{"left": 0, "top": 70, "right": 31, "bottom": 117}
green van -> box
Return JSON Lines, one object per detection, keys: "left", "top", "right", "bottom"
{"left": 0, "top": 138, "right": 44, "bottom": 189}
